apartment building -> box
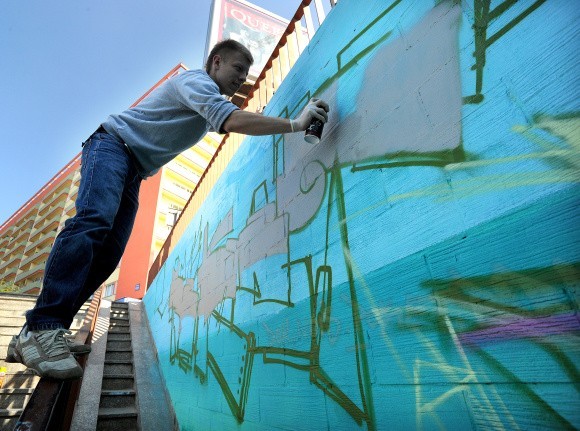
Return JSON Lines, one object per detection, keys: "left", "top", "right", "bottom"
{"left": 0, "top": 157, "right": 81, "bottom": 294}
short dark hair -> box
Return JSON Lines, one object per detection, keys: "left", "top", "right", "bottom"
{"left": 205, "top": 39, "right": 254, "bottom": 72}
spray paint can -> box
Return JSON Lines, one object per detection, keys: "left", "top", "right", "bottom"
{"left": 304, "top": 118, "right": 324, "bottom": 144}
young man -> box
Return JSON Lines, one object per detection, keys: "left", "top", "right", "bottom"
{"left": 10, "top": 39, "right": 329, "bottom": 379}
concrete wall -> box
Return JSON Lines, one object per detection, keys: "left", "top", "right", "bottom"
{"left": 143, "top": 1, "right": 580, "bottom": 429}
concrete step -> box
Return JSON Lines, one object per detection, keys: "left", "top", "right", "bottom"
{"left": 0, "top": 299, "right": 91, "bottom": 388}
{"left": 0, "top": 343, "right": 10, "bottom": 357}
{"left": 90, "top": 301, "right": 142, "bottom": 431}
{"left": 104, "top": 360, "right": 134, "bottom": 375}
{"left": 0, "top": 301, "right": 34, "bottom": 309}
{"left": 109, "top": 317, "right": 130, "bottom": 327}
{"left": 109, "top": 324, "right": 130, "bottom": 333}
{"left": 0, "top": 293, "right": 90, "bottom": 317}
{"left": 0, "top": 371, "right": 39, "bottom": 389}
{"left": 110, "top": 309, "right": 128, "bottom": 315}
{"left": 99, "top": 389, "right": 136, "bottom": 409}
{"left": 0, "top": 408, "right": 23, "bottom": 431}
{"left": 106, "top": 332, "right": 131, "bottom": 341}
{"left": 105, "top": 350, "right": 133, "bottom": 361}
{"left": 108, "top": 325, "right": 131, "bottom": 334}
{"left": 0, "top": 295, "right": 37, "bottom": 313}
{"left": 0, "top": 321, "right": 24, "bottom": 334}
{"left": 101, "top": 375, "right": 135, "bottom": 391}
{"left": 0, "top": 309, "right": 27, "bottom": 318}
{"left": 0, "top": 296, "right": 93, "bottom": 430}
{"left": 0, "top": 334, "right": 18, "bottom": 351}
{"left": 0, "top": 361, "right": 28, "bottom": 374}
{"left": 0, "top": 295, "right": 37, "bottom": 304}
{"left": 97, "top": 406, "right": 138, "bottom": 431}
{"left": 106, "top": 340, "right": 132, "bottom": 351}
{"left": 0, "top": 342, "right": 10, "bottom": 355}
{"left": 110, "top": 308, "right": 129, "bottom": 315}
{"left": 0, "top": 387, "right": 34, "bottom": 409}
{"left": 110, "top": 311, "right": 129, "bottom": 317}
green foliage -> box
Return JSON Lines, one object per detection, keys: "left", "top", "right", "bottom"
{"left": 0, "top": 280, "right": 20, "bottom": 293}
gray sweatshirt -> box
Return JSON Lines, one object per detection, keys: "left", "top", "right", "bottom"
{"left": 102, "top": 69, "right": 238, "bottom": 178}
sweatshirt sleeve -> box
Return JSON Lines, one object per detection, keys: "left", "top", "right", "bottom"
{"left": 171, "top": 71, "right": 239, "bottom": 133}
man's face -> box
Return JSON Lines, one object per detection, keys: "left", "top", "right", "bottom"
{"left": 210, "top": 51, "right": 251, "bottom": 97}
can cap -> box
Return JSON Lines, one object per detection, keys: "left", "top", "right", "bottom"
{"left": 304, "top": 134, "right": 320, "bottom": 144}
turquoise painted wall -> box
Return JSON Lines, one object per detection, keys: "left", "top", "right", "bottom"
{"left": 143, "top": 1, "right": 580, "bottom": 429}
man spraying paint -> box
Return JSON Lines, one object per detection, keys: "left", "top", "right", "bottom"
{"left": 8, "top": 39, "right": 329, "bottom": 380}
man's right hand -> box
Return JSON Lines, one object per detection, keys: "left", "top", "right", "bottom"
{"left": 295, "top": 98, "right": 330, "bottom": 131}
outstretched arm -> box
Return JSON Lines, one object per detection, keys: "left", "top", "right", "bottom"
{"left": 222, "top": 98, "right": 329, "bottom": 136}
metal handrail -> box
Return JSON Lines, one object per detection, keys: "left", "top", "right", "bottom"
{"left": 14, "top": 286, "right": 104, "bottom": 431}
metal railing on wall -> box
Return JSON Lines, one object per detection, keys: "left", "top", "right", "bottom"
{"left": 148, "top": 0, "right": 336, "bottom": 284}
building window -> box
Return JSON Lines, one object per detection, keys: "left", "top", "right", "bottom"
{"left": 104, "top": 282, "right": 116, "bottom": 297}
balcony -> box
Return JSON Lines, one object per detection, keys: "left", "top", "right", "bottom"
{"left": 37, "top": 185, "right": 69, "bottom": 217}
{"left": 10, "top": 223, "right": 33, "bottom": 245}
{"left": 24, "top": 231, "right": 53, "bottom": 255}
{"left": 6, "top": 244, "right": 29, "bottom": 265}
{"left": 25, "top": 227, "right": 57, "bottom": 258}
{"left": 0, "top": 256, "right": 20, "bottom": 274}
{"left": 20, "top": 278, "right": 42, "bottom": 294}
{"left": 193, "top": 142, "right": 215, "bottom": 161}
{"left": 42, "top": 201, "right": 66, "bottom": 224}
{"left": 0, "top": 235, "right": 9, "bottom": 249}
{"left": 166, "top": 161, "right": 200, "bottom": 186}
{"left": 51, "top": 175, "right": 74, "bottom": 197}
{"left": 64, "top": 198, "right": 76, "bottom": 215}
{"left": 33, "top": 219, "right": 60, "bottom": 239}
{"left": 15, "top": 262, "right": 44, "bottom": 284}
{"left": 19, "top": 245, "right": 52, "bottom": 268}
{"left": 178, "top": 149, "right": 211, "bottom": 174}
{"left": 13, "top": 217, "right": 34, "bottom": 233}
{"left": 154, "top": 235, "right": 165, "bottom": 247}
{"left": 161, "top": 181, "right": 191, "bottom": 202}
{"left": 27, "top": 225, "right": 43, "bottom": 244}
{"left": 1, "top": 266, "right": 18, "bottom": 282}
{"left": 68, "top": 182, "right": 79, "bottom": 197}
{"left": 3, "top": 238, "right": 26, "bottom": 258}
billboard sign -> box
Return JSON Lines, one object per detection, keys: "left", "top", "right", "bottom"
{"left": 206, "top": 0, "right": 289, "bottom": 80}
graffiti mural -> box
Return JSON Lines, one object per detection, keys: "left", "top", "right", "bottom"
{"left": 143, "top": 1, "right": 580, "bottom": 429}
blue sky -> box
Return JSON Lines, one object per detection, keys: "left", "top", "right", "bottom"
{"left": 0, "top": 0, "right": 299, "bottom": 225}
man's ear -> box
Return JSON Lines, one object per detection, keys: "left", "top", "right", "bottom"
{"left": 212, "top": 54, "right": 222, "bottom": 71}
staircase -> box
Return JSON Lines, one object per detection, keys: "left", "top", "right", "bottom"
{"left": 0, "top": 294, "right": 37, "bottom": 430}
{"left": 1, "top": 296, "right": 175, "bottom": 431}
{"left": 72, "top": 300, "right": 176, "bottom": 431}
{"left": 96, "top": 302, "right": 139, "bottom": 430}
{"left": 0, "top": 293, "right": 89, "bottom": 430}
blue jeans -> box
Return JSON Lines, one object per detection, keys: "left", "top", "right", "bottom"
{"left": 26, "top": 130, "right": 142, "bottom": 330}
